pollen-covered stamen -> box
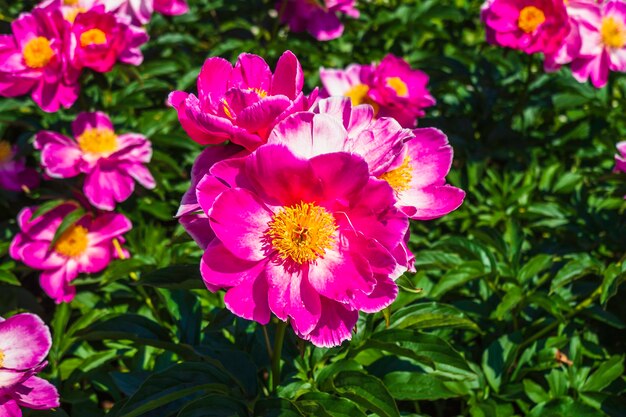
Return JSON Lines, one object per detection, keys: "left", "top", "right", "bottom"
{"left": 23, "top": 37, "right": 54, "bottom": 69}
{"left": 267, "top": 202, "right": 337, "bottom": 264}
{"left": 345, "top": 83, "right": 380, "bottom": 114}
{"left": 54, "top": 225, "right": 89, "bottom": 258}
{"left": 386, "top": 77, "right": 408, "bottom": 97}
{"left": 0, "top": 141, "right": 12, "bottom": 163}
{"left": 601, "top": 16, "right": 626, "bottom": 48}
{"left": 222, "top": 98, "right": 235, "bottom": 119}
{"left": 0, "top": 349, "right": 5, "bottom": 368}
{"left": 378, "top": 156, "right": 412, "bottom": 194}
{"left": 64, "top": 0, "right": 79, "bottom": 5}
{"left": 249, "top": 87, "right": 268, "bottom": 98}
{"left": 65, "top": 7, "right": 86, "bottom": 23}
{"left": 80, "top": 28, "right": 107, "bottom": 47}
{"left": 77, "top": 128, "right": 118, "bottom": 155}
{"left": 518, "top": 6, "right": 546, "bottom": 33}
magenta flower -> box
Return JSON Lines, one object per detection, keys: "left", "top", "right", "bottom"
{"left": 102, "top": 0, "right": 189, "bottom": 25}
{"left": 67, "top": 5, "right": 148, "bottom": 72}
{"left": 566, "top": 0, "right": 626, "bottom": 88}
{"left": 0, "top": 6, "right": 80, "bottom": 112}
{"left": 194, "top": 144, "right": 408, "bottom": 347}
{"left": 0, "top": 313, "right": 60, "bottom": 416}
{"left": 269, "top": 97, "right": 465, "bottom": 222}
{"left": 320, "top": 54, "right": 435, "bottom": 128}
{"left": 0, "top": 141, "right": 40, "bottom": 192}
{"left": 35, "top": 112, "right": 155, "bottom": 211}
{"left": 544, "top": 1, "right": 592, "bottom": 71}
{"left": 616, "top": 141, "right": 626, "bottom": 174}
{"left": 278, "top": 0, "right": 359, "bottom": 41}
{"left": 481, "top": 0, "right": 570, "bottom": 54}
{"left": 168, "top": 51, "right": 318, "bottom": 151}
{"left": 10, "top": 203, "right": 132, "bottom": 303}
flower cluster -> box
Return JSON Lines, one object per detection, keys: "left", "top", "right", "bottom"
{"left": 172, "top": 51, "right": 464, "bottom": 347}
{"left": 0, "top": 313, "right": 59, "bottom": 416}
{"left": 481, "top": 0, "right": 626, "bottom": 88}
{"left": 320, "top": 54, "right": 436, "bottom": 128}
{"left": 278, "top": 0, "right": 359, "bottom": 41}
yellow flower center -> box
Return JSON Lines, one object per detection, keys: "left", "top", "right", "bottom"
{"left": 80, "top": 28, "right": 107, "bottom": 47}
{"left": 0, "top": 350, "right": 5, "bottom": 368}
{"left": 378, "top": 156, "right": 413, "bottom": 194}
{"left": 65, "top": 7, "right": 86, "bottom": 23}
{"left": 22, "top": 37, "right": 54, "bottom": 69}
{"left": 222, "top": 99, "right": 234, "bottom": 119}
{"left": 386, "top": 77, "right": 408, "bottom": 97}
{"left": 64, "top": 0, "right": 79, "bottom": 4}
{"left": 249, "top": 87, "right": 268, "bottom": 98}
{"left": 266, "top": 202, "right": 337, "bottom": 264}
{"left": 601, "top": 17, "right": 626, "bottom": 48}
{"left": 54, "top": 225, "right": 89, "bottom": 258}
{"left": 77, "top": 128, "right": 118, "bottom": 155}
{"left": 345, "top": 83, "right": 370, "bottom": 107}
{"left": 0, "top": 141, "right": 12, "bottom": 163}
{"left": 518, "top": 6, "right": 546, "bottom": 33}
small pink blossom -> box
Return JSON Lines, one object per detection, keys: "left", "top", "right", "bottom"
{"left": 10, "top": 203, "right": 132, "bottom": 303}
{"left": 0, "top": 141, "right": 40, "bottom": 192}
{"left": 0, "top": 6, "right": 79, "bottom": 112}
{"left": 615, "top": 141, "right": 626, "bottom": 174}
{"left": 35, "top": 111, "right": 155, "bottom": 211}
{"left": 168, "top": 51, "right": 318, "bottom": 151}
{"left": 194, "top": 144, "right": 408, "bottom": 347}
{"left": 0, "top": 313, "right": 60, "bottom": 416}
{"left": 278, "top": 0, "right": 359, "bottom": 41}
{"left": 320, "top": 54, "right": 435, "bottom": 128}
{"left": 481, "top": 0, "right": 570, "bottom": 54}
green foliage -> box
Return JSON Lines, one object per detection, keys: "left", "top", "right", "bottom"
{"left": 0, "top": 0, "right": 625, "bottom": 416}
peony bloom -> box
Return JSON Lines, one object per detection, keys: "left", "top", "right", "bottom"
{"left": 35, "top": 112, "right": 155, "bottom": 211}
{"left": 168, "top": 51, "right": 318, "bottom": 151}
{"left": 567, "top": 0, "right": 626, "bottom": 88}
{"left": 0, "top": 141, "right": 40, "bottom": 192}
{"left": 278, "top": 0, "right": 359, "bottom": 41}
{"left": 269, "top": 97, "right": 465, "bottom": 221}
{"left": 101, "top": 0, "right": 189, "bottom": 25}
{"left": 67, "top": 5, "right": 148, "bottom": 72}
{"left": 0, "top": 6, "right": 80, "bottom": 112}
{"left": 320, "top": 54, "right": 435, "bottom": 128}
{"left": 10, "top": 203, "right": 132, "bottom": 303}
{"left": 0, "top": 313, "right": 60, "bottom": 416}
{"left": 194, "top": 144, "right": 408, "bottom": 347}
{"left": 616, "top": 141, "right": 626, "bottom": 174}
{"left": 481, "top": 0, "right": 570, "bottom": 54}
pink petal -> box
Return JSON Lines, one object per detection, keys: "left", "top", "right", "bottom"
{"left": 88, "top": 213, "right": 132, "bottom": 245}
{"left": 40, "top": 264, "right": 77, "bottom": 304}
{"left": 231, "top": 53, "right": 272, "bottom": 93}
{"left": 399, "top": 184, "right": 466, "bottom": 220}
{"left": 71, "top": 112, "right": 114, "bottom": 138}
{"left": 271, "top": 50, "right": 304, "bottom": 100}
{"left": 198, "top": 57, "right": 233, "bottom": 98}
{"left": 200, "top": 241, "right": 266, "bottom": 291}
{"left": 0, "top": 398, "right": 22, "bottom": 417}
{"left": 304, "top": 298, "right": 358, "bottom": 347}
{"left": 12, "top": 376, "right": 60, "bottom": 410}
{"left": 0, "top": 313, "right": 51, "bottom": 370}
{"left": 223, "top": 271, "right": 271, "bottom": 325}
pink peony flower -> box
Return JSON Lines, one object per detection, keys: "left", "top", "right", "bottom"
{"left": 10, "top": 203, "right": 132, "bottom": 303}
{"left": 481, "top": 0, "right": 570, "bottom": 55}
{"left": 35, "top": 111, "right": 155, "bottom": 211}
{"left": 616, "top": 141, "right": 626, "bottom": 174}
{"left": 194, "top": 144, "right": 409, "bottom": 347}
{"left": 0, "top": 141, "right": 40, "bottom": 192}
{"left": 0, "top": 6, "right": 80, "bottom": 112}
{"left": 0, "top": 313, "right": 60, "bottom": 416}
{"left": 67, "top": 5, "right": 148, "bottom": 72}
{"left": 543, "top": 1, "right": 593, "bottom": 71}
{"left": 100, "top": 0, "right": 189, "bottom": 25}
{"left": 168, "top": 51, "right": 318, "bottom": 151}
{"left": 278, "top": 0, "right": 359, "bottom": 41}
{"left": 566, "top": 0, "right": 626, "bottom": 88}
{"left": 320, "top": 54, "right": 435, "bottom": 128}
{"left": 269, "top": 97, "right": 465, "bottom": 222}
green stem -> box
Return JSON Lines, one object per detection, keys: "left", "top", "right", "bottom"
{"left": 271, "top": 320, "right": 288, "bottom": 393}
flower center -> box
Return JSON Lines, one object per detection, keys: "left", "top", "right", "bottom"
{"left": 0, "top": 350, "right": 5, "bottom": 368}
{"left": 386, "top": 77, "right": 408, "bottom": 97}
{"left": 601, "top": 17, "right": 626, "bottom": 48}
{"left": 80, "top": 28, "right": 107, "bottom": 47}
{"left": 0, "top": 141, "right": 12, "bottom": 163}
{"left": 54, "top": 225, "right": 89, "bottom": 258}
{"left": 518, "top": 6, "right": 546, "bottom": 33}
{"left": 77, "top": 128, "right": 118, "bottom": 155}
{"left": 378, "top": 156, "right": 412, "bottom": 194}
{"left": 345, "top": 83, "right": 370, "bottom": 107}
{"left": 249, "top": 87, "right": 268, "bottom": 98}
{"left": 65, "top": 7, "right": 86, "bottom": 23}
{"left": 22, "top": 37, "right": 54, "bottom": 69}
{"left": 266, "top": 202, "right": 337, "bottom": 264}
{"left": 64, "top": 0, "right": 79, "bottom": 4}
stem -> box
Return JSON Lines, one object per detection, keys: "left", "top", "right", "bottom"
{"left": 270, "top": 320, "right": 288, "bottom": 393}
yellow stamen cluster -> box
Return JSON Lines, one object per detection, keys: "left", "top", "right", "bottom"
{"left": 80, "top": 28, "right": 107, "bottom": 47}
{"left": 64, "top": 0, "right": 79, "bottom": 5}
{"left": 22, "top": 37, "right": 54, "bottom": 69}
{"left": 386, "top": 76, "right": 409, "bottom": 97}
{"left": 344, "top": 83, "right": 380, "bottom": 114}
{"left": 77, "top": 128, "right": 118, "bottom": 155}
{"left": 65, "top": 7, "right": 86, "bottom": 23}
{"left": 0, "top": 141, "right": 12, "bottom": 163}
{"left": 378, "top": 156, "right": 413, "bottom": 194}
{"left": 54, "top": 225, "right": 89, "bottom": 258}
{"left": 222, "top": 99, "right": 234, "bottom": 119}
{"left": 267, "top": 202, "right": 337, "bottom": 264}
{"left": 601, "top": 16, "right": 626, "bottom": 48}
{"left": 0, "top": 350, "right": 5, "bottom": 368}
{"left": 249, "top": 87, "right": 268, "bottom": 98}
{"left": 518, "top": 6, "right": 546, "bottom": 33}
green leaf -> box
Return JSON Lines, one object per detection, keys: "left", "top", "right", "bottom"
{"left": 176, "top": 394, "right": 249, "bottom": 417}
{"left": 382, "top": 372, "right": 459, "bottom": 401}
{"left": 581, "top": 355, "right": 624, "bottom": 392}
{"left": 331, "top": 371, "right": 399, "bottom": 417}
{"left": 29, "top": 199, "right": 69, "bottom": 221}
{"left": 382, "top": 302, "right": 480, "bottom": 332}
{"left": 528, "top": 398, "right": 606, "bottom": 417}
{"left": 550, "top": 254, "right": 603, "bottom": 293}
{"left": 254, "top": 398, "right": 304, "bottom": 417}
{"left": 135, "top": 265, "right": 205, "bottom": 289}
{"left": 518, "top": 254, "right": 553, "bottom": 283}
{"left": 523, "top": 379, "right": 550, "bottom": 404}
{"left": 297, "top": 392, "right": 367, "bottom": 417}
